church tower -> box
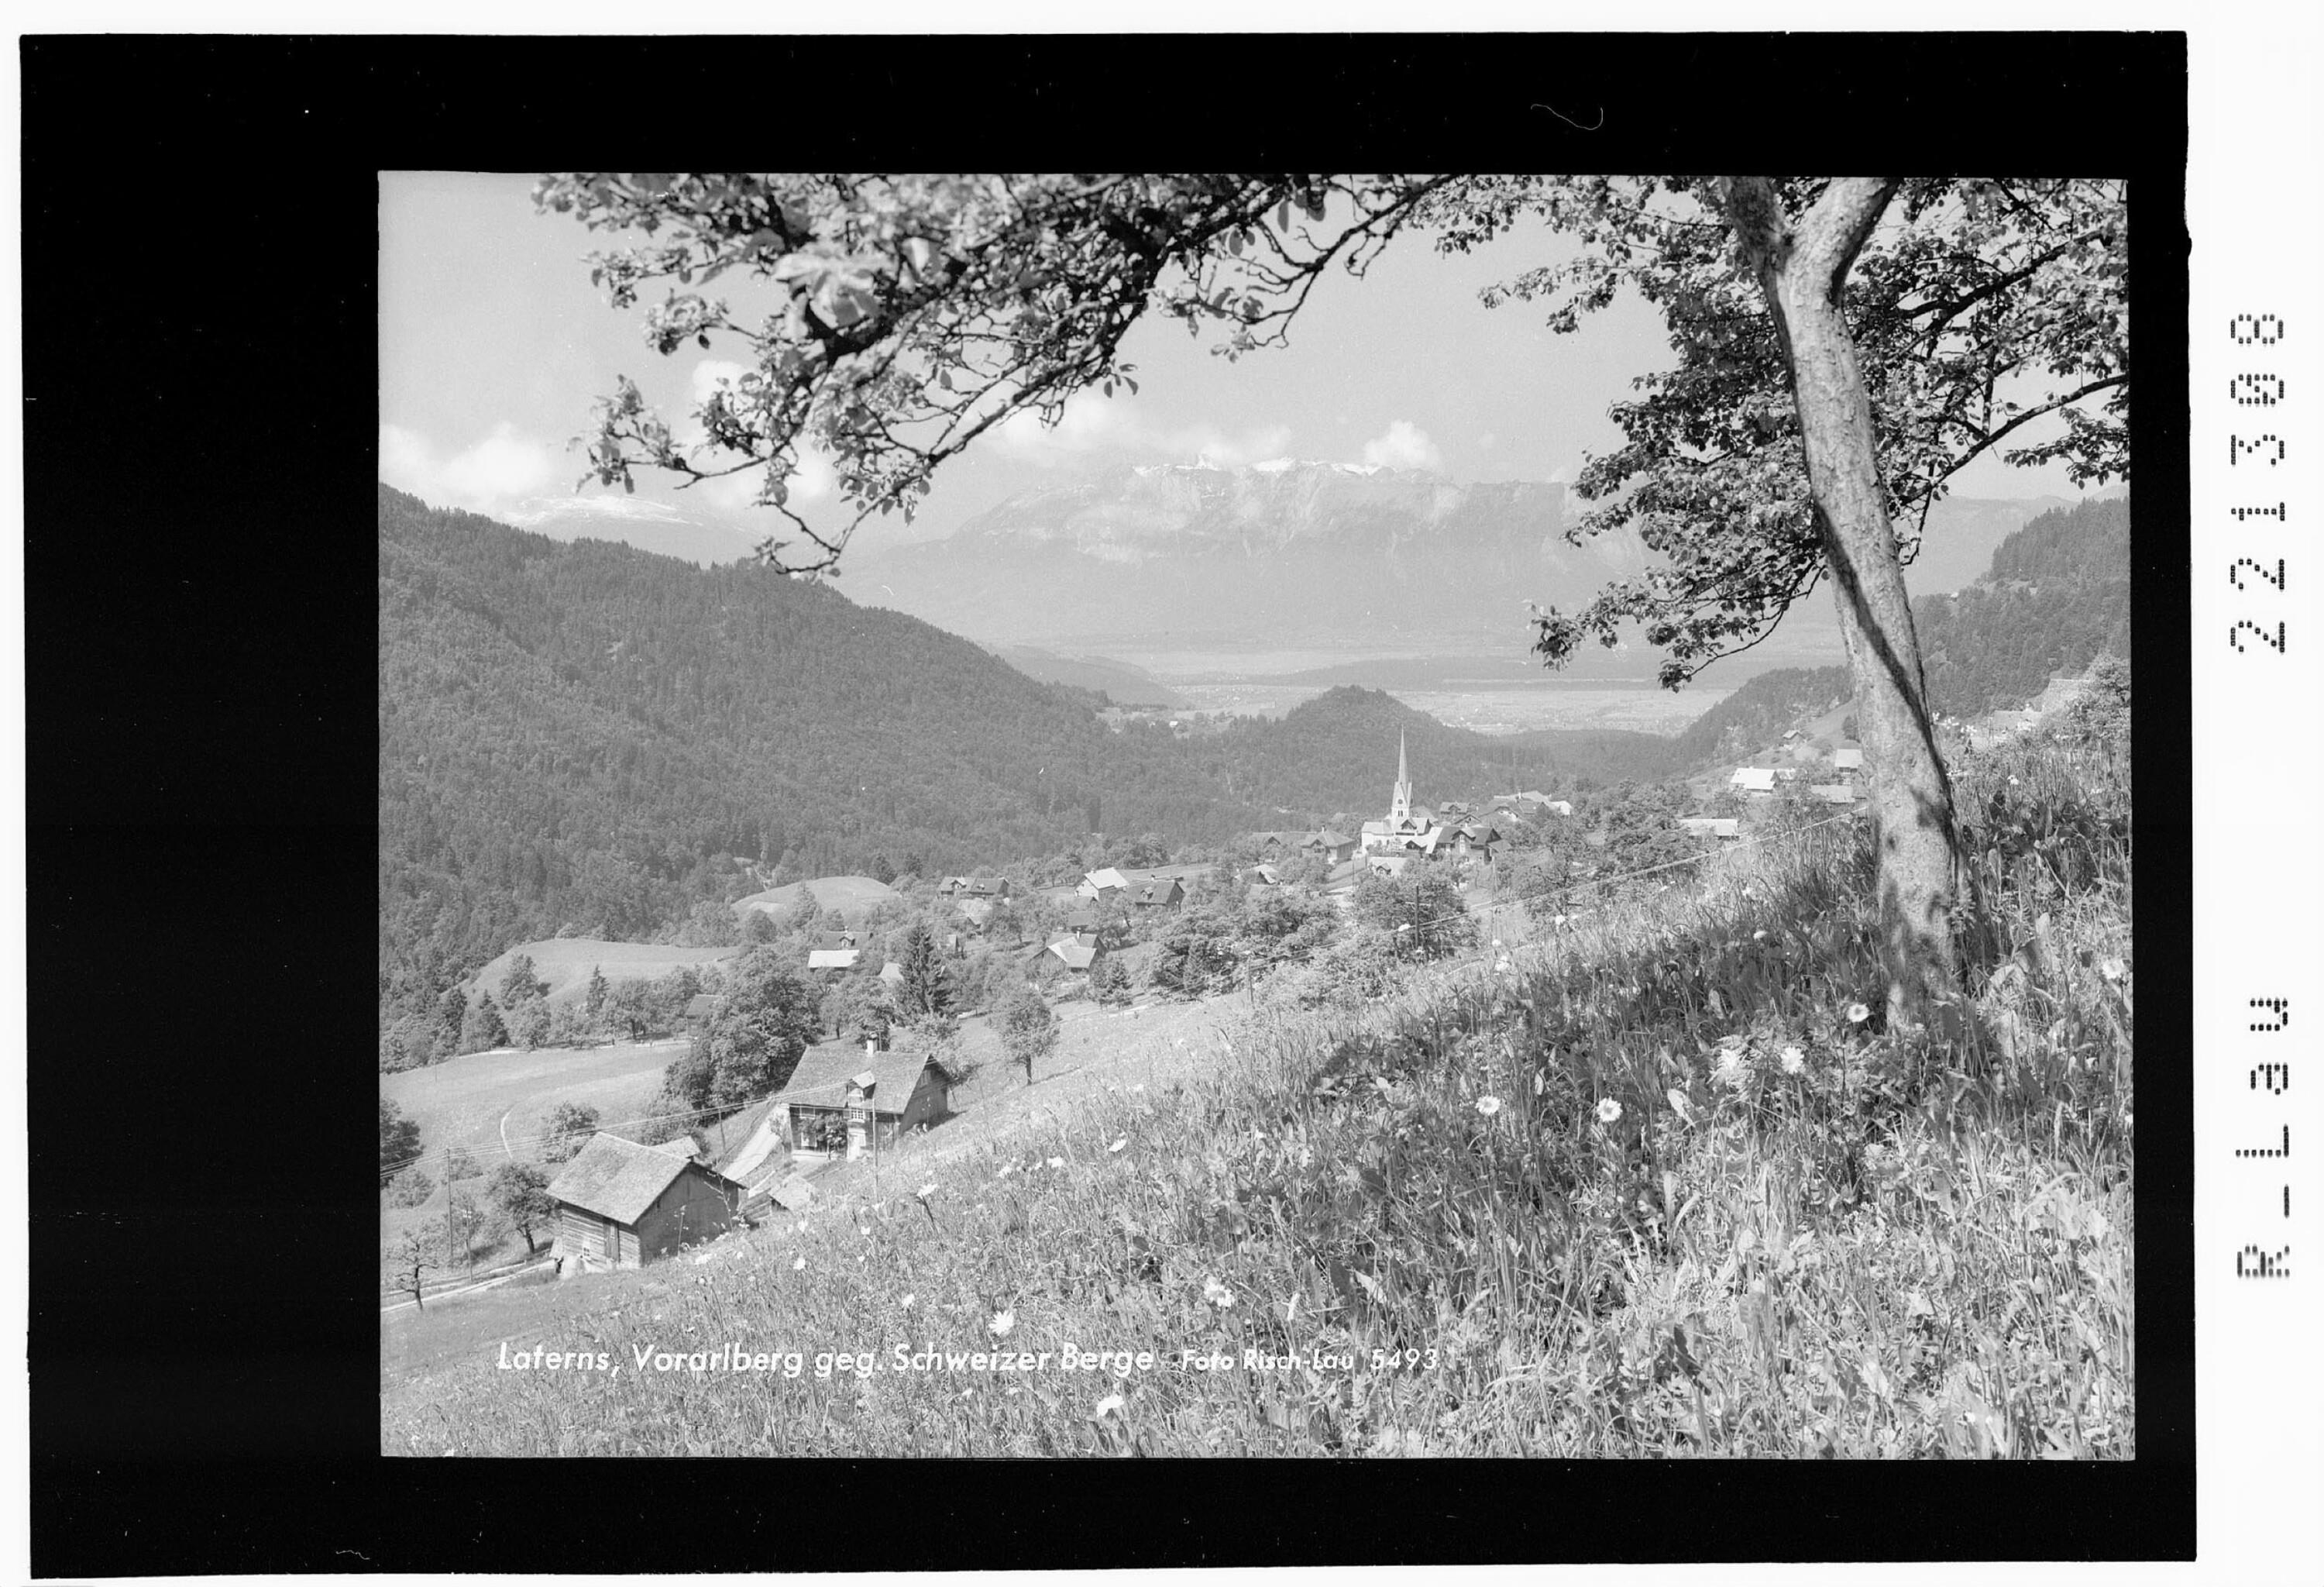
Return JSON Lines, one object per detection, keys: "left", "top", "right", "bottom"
{"left": 1389, "top": 729, "right": 1412, "bottom": 821}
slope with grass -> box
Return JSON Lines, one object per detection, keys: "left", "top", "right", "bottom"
{"left": 383, "top": 721, "right": 2131, "bottom": 1457}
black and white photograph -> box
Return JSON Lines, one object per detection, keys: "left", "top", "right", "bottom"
{"left": 377, "top": 167, "right": 2140, "bottom": 1460}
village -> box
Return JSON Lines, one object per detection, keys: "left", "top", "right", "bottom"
{"left": 377, "top": 710, "right": 1920, "bottom": 1314}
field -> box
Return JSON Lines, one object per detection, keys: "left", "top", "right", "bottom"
{"left": 470, "top": 938, "right": 744, "bottom": 1007}
{"left": 381, "top": 1037, "right": 693, "bottom": 1169}
{"left": 733, "top": 873, "right": 902, "bottom": 920}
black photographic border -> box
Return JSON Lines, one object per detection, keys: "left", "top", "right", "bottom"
{"left": 21, "top": 29, "right": 2190, "bottom": 1574}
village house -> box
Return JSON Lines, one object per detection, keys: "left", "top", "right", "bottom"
{"left": 806, "top": 930, "right": 862, "bottom": 973}
{"left": 682, "top": 993, "right": 723, "bottom": 1027}
{"left": 939, "top": 875, "right": 1013, "bottom": 900}
{"left": 1728, "top": 766, "right": 1779, "bottom": 795}
{"left": 1124, "top": 876, "right": 1185, "bottom": 912}
{"left": 1809, "top": 783, "right": 1858, "bottom": 806}
{"left": 1831, "top": 746, "right": 1865, "bottom": 773}
{"left": 547, "top": 1133, "right": 745, "bottom": 1272}
{"left": 767, "top": 1032, "right": 951, "bottom": 1162}
{"left": 1678, "top": 816, "right": 1743, "bottom": 841}
{"left": 1063, "top": 907, "right": 1126, "bottom": 945}
{"left": 1078, "top": 866, "right": 1129, "bottom": 904}
{"left": 1304, "top": 828, "right": 1358, "bottom": 866}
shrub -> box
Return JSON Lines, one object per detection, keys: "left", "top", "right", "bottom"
{"left": 440, "top": 1145, "right": 481, "bottom": 1183}
{"left": 384, "top": 1167, "right": 434, "bottom": 1208}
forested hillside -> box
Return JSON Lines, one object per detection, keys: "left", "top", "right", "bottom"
{"left": 1916, "top": 495, "right": 2131, "bottom": 718}
{"left": 1670, "top": 666, "right": 1854, "bottom": 765}
{"left": 379, "top": 490, "right": 1668, "bottom": 1031}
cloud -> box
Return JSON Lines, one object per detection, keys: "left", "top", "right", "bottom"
{"left": 379, "top": 421, "right": 557, "bottom": 511}
{"left": 991, "top": 388, "right": 1290, "bottom": 470}
{"left": 1360, "top": 419, "right": 1442, "bottom": 473}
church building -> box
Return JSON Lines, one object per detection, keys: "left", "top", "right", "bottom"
{"left": 1360, "top": 732, "right": 1449, "bottom": 859}
{"left": 1358, "top": 731, "right": 1501, "bottom": 867}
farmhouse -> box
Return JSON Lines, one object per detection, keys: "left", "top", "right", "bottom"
{"left": 1078, "top": 867, "right": 1129, "bottom": 903}
{"left": 1303, "top": 828, "right": 1357, "bottom": 864}
{"left": 682, "top": 993, "right": 722, "bottom": 1027}
{"left": 806, "top": 930, "right": 863, "bottom": 973}
{"left": 1124, "top": 876, "right": 1185, "bottom": 911}
{"left": 768, "top": 1034, "right": 951, "bottom": 1161}
{"left": 1832, "top": 746, "right": 1865, "bottom": 772}
{"left": 1728, "top": 767, "right": 1779, "bottom": 795}
{"left": 1810, "top": 783, "right": 1858, "bottom": 806}
{"left": 548, "top": 1133, "right": 744, "bottom": 1272}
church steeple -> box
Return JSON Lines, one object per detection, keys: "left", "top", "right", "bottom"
{"left": 1390, "top": 729, "right": 1412, "bottom": 821}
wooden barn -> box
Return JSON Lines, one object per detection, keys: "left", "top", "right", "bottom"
{"left": 547, "top": 1133, "right": 744, "bottom": 1272}
{"left": 770, "top": 1035, "right": 951, "bottom": 1162}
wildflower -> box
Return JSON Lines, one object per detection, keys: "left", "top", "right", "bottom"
{"left": 1713, "top": 1047, "right": 1748, "bottom": 1090}
{"left": 1666, "top": 1088, "right": 1693, "bottom": 1124}
{"left": 1780, "top": 1046, "right": 1806, "bottom": 1075}
{"left": 1846, "top": 1002, "right": 1872, "bottom": 1025}
{"left": 989, "top": 1309, "right": 1016, "bottom": 1337}
{"left": 1047, "top": 1156, "right": 1066, "bottom": 1169}
{"left": 1203, "top": 1275, "right": 1236, "bottom": 1309}
{"left": 916, "top": 1183, "right": 939, "bottom": 1202}
{"left": 1094, "top": 1392, "right": 1125, "bottom": 1419}
{"left": 792, "top": 1256, "right": 806, "bottom": 1270}
{"left": 1490, "top": 938, "right": 1503, "bottom": 948}
{"left": 1108, "top": 1138, "right": 1127, "bottom": 1152}
{"left": 2099, "top": 958, "right": 2126, "bottom": 983}
{"left": 998, "top": 1162, "right": 1017, "bottom": 1179}
{"left": 1752, "top": 928, "right": 1768, "bottom": 942}
{"left": 900, "top": 1293, "right": 915, "bottom": 1310}
{"left": 1595, "top": 1097, "right": 1622, "bottom": 1125}
{"left": 1131, "top": 1084, "right": 1146, "bottom": 1093}
{"left": 1474, "top": 1095, "right": 1502, "bottom": 1117}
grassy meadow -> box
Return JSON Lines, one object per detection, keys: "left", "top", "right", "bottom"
{"left": 383, "top": 729, "right": 2131, "bottom": 1458}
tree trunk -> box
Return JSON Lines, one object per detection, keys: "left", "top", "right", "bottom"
{"left": 1720, "top": 177, "right": 1963, "bottom": 1024}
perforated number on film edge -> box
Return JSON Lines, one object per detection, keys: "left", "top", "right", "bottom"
{"left": 2229, "top": 317, "right": 2290, "bottom": 659}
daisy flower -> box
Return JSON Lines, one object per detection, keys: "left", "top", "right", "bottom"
{"left": 1474, "top": 1095, "right": 1502, "bottom": 1117}
{"left": 1846, "top": 1002, "right": 1872, "bottom": 1025}
{"left": 1595, "top": 1097, "right": 1622, "bottom": 1125}
{"left": 1780, "top": 1047, "right": 1806, "bottom": 1075}
{"left": 1203, "top": 1275, "right": 1236, "bottom": 1309}
{"left": 1094, "top": 1392, "right": 1125, "bottom": 1419}
{"left": 989, "top": 1309, "right": 1016, "bottom": 1337}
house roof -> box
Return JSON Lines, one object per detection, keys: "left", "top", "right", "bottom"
{"left": 684, "top": 993, "right": 722, "bottom": 1019}
{"left": 548, "top": 1133, "right": 727, "bottom": 1227}
{"left": 1084, "top": 867, "right": 1129, "bottom": 892}
{"left": 878, "top": 961, "right": 906, "bottom": 986}
{"left": 956, "top": 897, "right": 999, "bottom": 926}
{"left": 715, "top": 1100, "right": 789, "bottom": 1183}
{"left": 1308, "top": 828, "right": 1353, "bottom": 849}
{"left": 775, "top": 1038, "right": 943, "bottom": 1112}
{"left": 1832, "top": 747, "right": 1865, "bottom": 769}
{"left": 1679, "top": 817, "right": 1741, "bottom": 838}
{"left": 1064, "top": 907, "right": 1109, "bottom": 931}
{"left": 1126, "top": 878, "right": 1183, "bottom": 905}
{"left": 806, "top": 948, "right": 861, "bottom": 970}
{"left": 1047, "top": 937, "right": 1099, "bottom": 970}
{"left": 1729, "top": 767, "right": 1778, "bottom": 792}
{"left": 1809, "top": 783, "right": 1858, "bottom": 804}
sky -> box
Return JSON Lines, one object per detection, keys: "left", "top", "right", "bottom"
{"left": 379, "top": 171, "right": 2082, "bottom": 553}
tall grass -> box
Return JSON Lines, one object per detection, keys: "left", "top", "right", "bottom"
{"left": 386, "top": 732, "right": 2132, "bottom": 1458}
